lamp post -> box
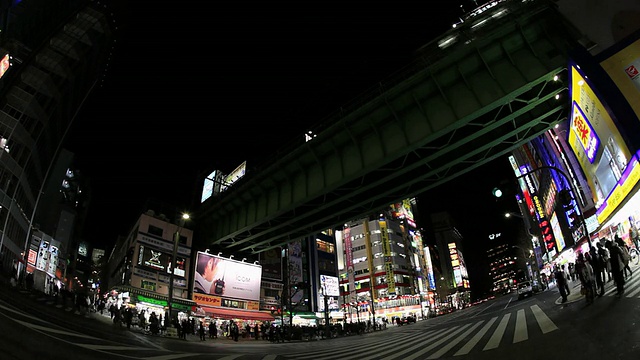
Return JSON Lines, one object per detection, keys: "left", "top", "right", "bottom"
{"left": 167, "top": 213, "right": 189, "bottom": 336}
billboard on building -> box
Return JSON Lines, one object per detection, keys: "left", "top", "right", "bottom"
{"left": 259, "top": 247, "right": 282, "bottom": 280}
{"left": 220, "top": 161, "right": 247, "bottom": 192}
{"left": 193, "top": 252, "right": 262, "bottom": 302}
{"left": 201, "top": 170, "right": 217, "bottom": 203}
{"left": 137, "top": 245, "right": 186, "bottom": 277}
{"left": 599, "top": 35, "right": 640, "bottom": 121}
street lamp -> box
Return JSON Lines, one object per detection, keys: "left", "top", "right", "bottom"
{"left": 167, "top": 212, "right": 190, "bottom": 336}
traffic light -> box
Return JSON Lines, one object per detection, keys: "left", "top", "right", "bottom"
{"left": 492, "top": 187, "right": 503, "bottom": 198}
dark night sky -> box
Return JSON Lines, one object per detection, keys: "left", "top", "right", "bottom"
{"left": 63, "top": 1, "right": 516, "bottom": 295}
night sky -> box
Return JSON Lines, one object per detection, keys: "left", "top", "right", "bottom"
{"left": 63, "top": 1, "right": 516, "bottom": 297}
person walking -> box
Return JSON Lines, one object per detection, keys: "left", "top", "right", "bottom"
{"left": 607, "top": 240, "right": 626, "bottom": 297}
{"left": 615, "top": 235, "right": 632, "bottom": 279}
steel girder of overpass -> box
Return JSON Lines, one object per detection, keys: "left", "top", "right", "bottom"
{"left": 196, "top": 1, "right": 584, "bottom": 254}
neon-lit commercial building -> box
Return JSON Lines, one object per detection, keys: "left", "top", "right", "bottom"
{"left": 106, "top": 210, "right": 197, "bottom": 324}
{"left": 508, "top": 19, "right": 640, "bottom": 268}
{"left": 338, "top": 198, "right": 432, "bottom": 322}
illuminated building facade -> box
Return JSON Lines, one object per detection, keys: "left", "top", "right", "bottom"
{"left": 337, "top": 198, "right": 430, "bottom": 322}
{"left": 426, "top": 212, "right": 471, "bottom": 310}
{"left": 106, "top": 210, "right": 196, "bottom": 316}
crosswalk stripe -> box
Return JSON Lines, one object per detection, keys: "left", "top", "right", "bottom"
{"left": 426, "top": 320, "right": 483, "bottom": 359}
{"left": 453, "top": 316, "right": 497, "bottom": 356}
{"left": 530, "top": 305, "right": 557, "bottom": 334}
{"left": 13, "top": 318, "right": 101, "bottom": 339}
{"left": 355, "top": 326, "right": 462, "bottom": 360}
{"left": 483, "top": 313, "right": 510, "bottom": 350}
{"left": 0, "top": 302, "right": 48, "bottom": 323}
{"left": 513, "top": 309, "right": 527, "bottom": 343}
{"left": 139, "top": 355, "right": 196, "bottom": 360}
{"left": 404, "top": 324, "right": 472, "bottom": 360}
{"left": 626, "top": 285, "right": 640, "bottom": 297}
{"left": 77, "top": 344, "right": 151, "bottom": 351}
{"left": 293, "top": 330, "right": 433, "bottom": 360}
{"left": 312, "top": 329, "right": 441, "bottom": 360}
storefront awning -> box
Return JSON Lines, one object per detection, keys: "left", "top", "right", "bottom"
{"left": 203, "top": 307, "right": 275, "bottom": 321}
{"left": 110, "top": 285, "right": 197, "bottom": 309}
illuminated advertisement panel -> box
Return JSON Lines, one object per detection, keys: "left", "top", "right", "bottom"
{"left": 448, "top": 243, "right": 463, "bottom": 287}
{"left": 318, "top": 276, "right": 340, "bottom": 312}
{"left": 220, "top": 161, "right": 247, "bottom": 192}
{"left": 599, "top": 36, "right": 640, "bottom": 121}
{"left": 201, "top": 170, "right": 216, "bottom": 203}
{"left": 596, "top": 150, "right": 640, "bottom": 223}
{"left": 193, "top": 252, "right": 262, "bottom": 301}
{"left": 550, "top": 212, "right": 566, "bottom": 252}
{"left": 0, "top": 53, "right": 10, "bottom": 79}
{"left": 570, "top": 101, "right": 600, "bottom": 163}
{"left": 424, "top": 246, "right": 436, "bottom": 290}
{"left": 137, "top": 246, "right": 186, "bottom": 277}
{"left": 568, "top": 63, "right": 632, "bottom": 196}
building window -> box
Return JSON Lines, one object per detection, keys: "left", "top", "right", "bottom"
{"left": 148, "top": 225, "right": 163, "bottom": 237}
{"left": 317, "top": 239, "right": 334, "bottom": 253}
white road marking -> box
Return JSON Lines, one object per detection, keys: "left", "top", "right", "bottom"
{"left": 513, "top": 309, "right": 527, "bottom": 343}
{"left": 483, "top": 313, "right": 510, "bottom": 350}
{"left": 454, "top": 316, "right": 497, "bottom": 356}
{"left": 427, "top": 320, "right": 483, "bottom": 359}
{"left": 530, "top": 305, "right": 558, "bottom": 334}
{"left": 13, "top": 319, "right": 101, "bottom": 339}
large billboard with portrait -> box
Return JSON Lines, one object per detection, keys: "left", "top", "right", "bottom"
{"left": 193, "top": 252, "right": 262, "bottom": 302}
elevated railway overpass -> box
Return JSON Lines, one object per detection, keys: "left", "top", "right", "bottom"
{"left": 195, "top": 0, "right": 585, "bottom": 254}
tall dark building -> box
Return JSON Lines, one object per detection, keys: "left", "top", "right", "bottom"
{"left": 0, "top": 1, "right": 115, "bottom": 284}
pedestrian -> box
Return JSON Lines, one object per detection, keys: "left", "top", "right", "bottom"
{"left": 591, "top": 244, "right": 606, "bottom": 296}
{"left": 554, "top": 265, "right": 569, "bottom": 303}
{"left": 615, "top": 235, "right": 632, "bottom": 279}
{"left": 575, "top": 253, "right": 595, "bottom": 304}
{"left": 199, "top": 321, "right": 206, "bottom": 341}
{"left": 607, "top": 240, "right": 626, "bottom": 296}
{"left": 601, "top": 239, "right": 612, "bottom": 282}
{"left": 208, "top": 321, "right": 215, "bottom": 339}
{"left": 629, "top": 217, "right": 640, "bottom": 249}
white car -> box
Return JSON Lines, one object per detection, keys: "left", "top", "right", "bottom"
{"left": 517, "top": 281, "right": 533, "bottom": 300}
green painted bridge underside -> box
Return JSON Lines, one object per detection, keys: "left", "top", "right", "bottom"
{"left": 197, "top": 2, "right": 582, "bottom": 254}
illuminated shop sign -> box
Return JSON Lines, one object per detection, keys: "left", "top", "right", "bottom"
{"left": 570, "top": 101, "right": 600, "bottom": 163}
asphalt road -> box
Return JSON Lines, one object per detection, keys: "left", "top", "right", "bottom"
{"left": 2, "top": 272, "right": 640, "bottom": 360}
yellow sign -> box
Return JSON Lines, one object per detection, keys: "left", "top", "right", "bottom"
{"left": 597, "top": 155, "right": 640, "bottom": 223}
{"left": 192, "top": 293, "right": 222, "bottom": 307}
{"left": 247, "top": 301, "right": 260, "bottom": 311}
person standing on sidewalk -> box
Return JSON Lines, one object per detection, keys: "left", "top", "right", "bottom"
{"left": 199, "top": 321, "right": 206, "bottom": 341}
{"left": 592, "top": 243, "right": 606, "bottom": 296}
{"left": 554, "top": 265, "right": 569, "bottom": 303}
{"left": 576, "top": 253, "right": 595, "bottom": 304}
{"left": 607, "top": 240, "right": 626, "bottom": 297}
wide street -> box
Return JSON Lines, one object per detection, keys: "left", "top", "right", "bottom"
{"left": 1, "top": 272, "right": 640, "bottom": 360}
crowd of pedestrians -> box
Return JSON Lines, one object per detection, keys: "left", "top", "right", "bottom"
{"left": 553, "top": 235, "right": 634, "bottom": 304}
